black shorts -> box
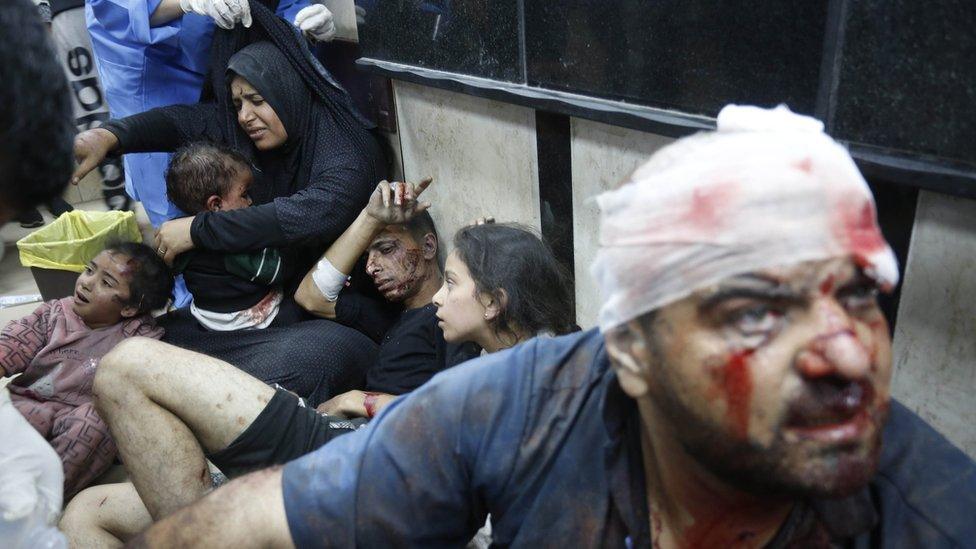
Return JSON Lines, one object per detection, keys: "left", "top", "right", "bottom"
{"left": 207, "top": 388, "right": 365, "bottom": 478}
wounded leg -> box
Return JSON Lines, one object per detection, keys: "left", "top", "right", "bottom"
{"left": 60, "top": 482, "right": 150, "bottom": 549}
{"left": 129, "top": 467, "right": 293, "bottom": 548}
{"left": 93, "top": 337, "right": 274, "bottom": 519}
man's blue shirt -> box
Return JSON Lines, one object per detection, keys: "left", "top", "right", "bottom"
{"left": 282, "top": 328, "right": 976, "bottom": 547}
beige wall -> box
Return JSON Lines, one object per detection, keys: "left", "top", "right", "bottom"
{"left": 570, "top": 118, "right": 673, "bottom": 329}
{"left": 393, "top": 81, "right": 541, "bottom": 258}
{"left": 892, "top": 190, "right": 976, "bottom": 458}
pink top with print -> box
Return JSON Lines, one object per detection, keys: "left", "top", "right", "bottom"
{"left": 0, "top": 297, "right": 163, "bottom": 406}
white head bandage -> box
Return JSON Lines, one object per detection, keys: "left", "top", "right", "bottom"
{"left": 591, "top": 104, "right": 899, "bottom": 332}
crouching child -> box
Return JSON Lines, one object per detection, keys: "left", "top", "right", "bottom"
{"left": 0, "top": 241, "right": 172, "bottom": 497}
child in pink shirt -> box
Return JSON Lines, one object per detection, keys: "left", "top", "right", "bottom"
{"left": 0, "top": 241, "right": 173, "bottom": 497}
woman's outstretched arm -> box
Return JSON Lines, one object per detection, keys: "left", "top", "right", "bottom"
{"left": 101, "top": 103, "right": 224, "bottom": 154}
{"left": 72, "top": 103, "right": 223, "bottom": 184}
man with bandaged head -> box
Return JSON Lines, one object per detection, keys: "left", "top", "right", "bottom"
{"left": 129, "top": 106, "right": 976, "bottom": 548}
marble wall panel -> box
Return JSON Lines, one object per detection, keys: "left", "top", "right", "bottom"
{"left": 892, "top": 191, "right": 976, "bottom": 459}
{"left": 394, "top": 81, "right": 540, "bottom": 260}
{"left": 570, "top": 118, "right": 673, "bottom": 329}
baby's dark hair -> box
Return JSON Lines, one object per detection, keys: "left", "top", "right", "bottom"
{"left": 453, "top": 223, "right": 576, "bottom": 340}
{"left": 166, "top": 142, "right": 251, "bottom": 215}
{"left": 103, "top": 241, "right": 174, "bottom": 314}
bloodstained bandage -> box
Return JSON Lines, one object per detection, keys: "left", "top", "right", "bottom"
{"left": 591, "top": 104, "right": 899, "bottom": 332}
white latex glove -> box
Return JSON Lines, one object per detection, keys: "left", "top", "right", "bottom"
{"left": 294, "top": 3, "right": 336, "bottom": 42}
{"left": 180, "top": 0, "right": 252, "bottom": 29}
{"left": 0, "top": 388, "right": 63, "bottom": 526}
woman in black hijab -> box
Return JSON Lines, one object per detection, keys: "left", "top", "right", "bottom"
{"left": 71, "top": 2, "right": 388, "bottom": 403}
{"left": 76, "top": 22, "right": 385, "bottom": 272}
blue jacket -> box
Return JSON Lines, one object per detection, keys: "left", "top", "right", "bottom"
{"left": 282, "top": 328, "right": 976, "bottom": 547}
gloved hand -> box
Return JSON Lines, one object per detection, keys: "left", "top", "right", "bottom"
{"left": 179, "top": 0, "right": 252, "bottom": 30}
{"left": 0, "top": 389, "right": 63, "bottom": 526}
{"left": 294, "top": 3, "right": 336, "bottom": 42}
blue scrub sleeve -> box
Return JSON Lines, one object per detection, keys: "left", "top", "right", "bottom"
{"left": 87, "top": 0, "right": 178, "bottom": 49}
{"left": 274, "top": 0, "right": 310, "bottom": 23}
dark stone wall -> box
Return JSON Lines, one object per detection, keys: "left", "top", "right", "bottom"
{"left": 355, "top": 0, "right": 976, "bottom": 193}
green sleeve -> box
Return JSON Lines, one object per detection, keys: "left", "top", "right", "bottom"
{"left": 224, "top": 248, "right": 283, "bottom": 285}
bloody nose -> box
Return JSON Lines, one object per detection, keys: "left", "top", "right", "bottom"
{"left": 796, "top": 330, "right": 871, "bottom": 380}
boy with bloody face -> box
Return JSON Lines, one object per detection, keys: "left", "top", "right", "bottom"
{"left": 115, "top": 106, "right": 974, "bottom": 548}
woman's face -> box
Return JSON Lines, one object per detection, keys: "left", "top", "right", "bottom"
{"left": 432, "top": 250, "right": 490, "bottom": 344}
{"left": 231, "top": 75, "right": 288, "bottom": 150}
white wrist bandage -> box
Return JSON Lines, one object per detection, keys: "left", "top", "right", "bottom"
{"left": 312, "top": 258, "right": 349, "bottom": 302}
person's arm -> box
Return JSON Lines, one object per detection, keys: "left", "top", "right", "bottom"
{"left": 293, "top": 209, "right": 384, "bottom": 319}
{"left": 102, "top": 103, "right": 223, "bottom": 155}
{"left": 224, "top": 248, "right": 285, "bottom": 286}
{"left": 315, "top": 389, "right": 395, "bottom": 418}
{"left": 127, "top": 466, "right": 292, "bottom": 548}
{"left": 72, "top": 104, "right": 222, "bottom": 184}
{"left": 294, "top": 178, "right": 432, "bottom": 318}
{"left": 0, "top": 302, "right": 52, "bottom": 378}
{"left": 149, "top": 0, "right": 183, "bottom": 26}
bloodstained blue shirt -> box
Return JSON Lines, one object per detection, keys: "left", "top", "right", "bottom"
{"left": 282, "top": 329, "right": 976, "bottom": 547}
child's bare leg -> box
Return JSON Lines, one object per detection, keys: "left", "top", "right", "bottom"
{"left": 93, "top": 338, "right": 274, "bottom": 519}
{"left": 60, "top": 482, "right": 150, "bottom": 549}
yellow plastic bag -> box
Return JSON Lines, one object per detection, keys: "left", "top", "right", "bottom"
{"left": 17, "top": 210, "right": 142, "bottom": 273}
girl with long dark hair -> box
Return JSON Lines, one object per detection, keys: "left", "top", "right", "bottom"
{"left": 433, "top": 223, "right": 577, "bottom": 353}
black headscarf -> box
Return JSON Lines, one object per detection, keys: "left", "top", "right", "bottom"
{"left": 202, "top": 0, "right": 381, "bottom": 206}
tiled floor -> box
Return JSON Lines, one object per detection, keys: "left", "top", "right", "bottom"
{"left": 0, "top": 201, "right": 153, "bottom": 326}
